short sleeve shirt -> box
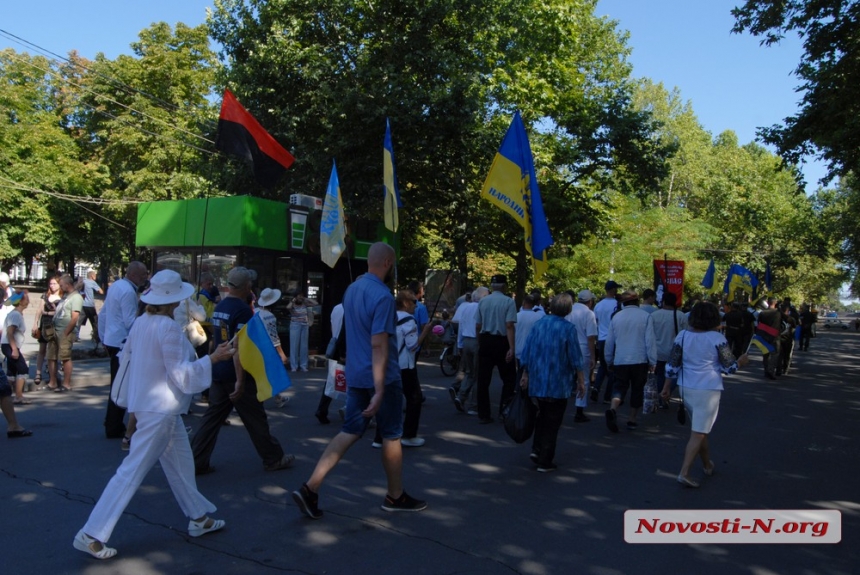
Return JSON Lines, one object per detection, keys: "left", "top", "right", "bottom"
{"left": 211, "top": 296, "right": 253, "bottom": 381}
{"left": 476, "top": 291, "right": 517, "bottom": 335}
{"left": 54, "top": 292, "right": 84, "bottom": 334}
{"left": 2, "top": 309, "right": 26, "bottom": 348}
{"left": 343, "top": 273, "right": 399, "bottom": 389}
{"left": 82, "top": 279, "right": 101, "bottom": 307}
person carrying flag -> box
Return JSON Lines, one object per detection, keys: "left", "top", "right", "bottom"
{"left": 191, "top": 267, "right": 294, "bottom": 474}
{"left": 755, "top": 297, "right": 783, "bottom": 380}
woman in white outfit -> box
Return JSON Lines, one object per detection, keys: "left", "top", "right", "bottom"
{"left": 663, "top": 301, "right": 748, "bottom": 488}
{"left": 73, "top": 270, "right": 234, "bottom": 559}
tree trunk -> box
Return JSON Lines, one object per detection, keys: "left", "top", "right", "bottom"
{"left": 514, "top": 248, "right": 528, "bottom": 308}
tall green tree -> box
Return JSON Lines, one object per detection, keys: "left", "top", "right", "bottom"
{"left": 0, "top": 49, "right": 107, "bottom": 276}
{"left": 208, "top": 0, "right": 674, "bottom": 295}
{"left": 732, "top": 0, "right": 860, "bottom": 183}
{"left": 76, "top": 22, "right": 220, "bottom": 262}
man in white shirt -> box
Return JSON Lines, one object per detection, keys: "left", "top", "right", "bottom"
{"left": 100, "top": 261, "right": 148, "bottom": 439}
{"left": 515, "top": 294, "right": 544, "bottom": 362}
{"left": 647, "top": 292, "right": 688, "bottom": 408}
{"left": 591, "top": 280, "right": 621, "bottom": 403}
{"left": 604, "top": 290, "right": 657, "bottom": 432}
{"left": 565, "top": 289, "right": 598, "bottom": 422}
{"left": 449, "top": 286, "right": 487, "bottom": 413}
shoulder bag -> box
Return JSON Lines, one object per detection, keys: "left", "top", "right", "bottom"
{"left": 185, "top": 319, "right": 208, "bottom": 347}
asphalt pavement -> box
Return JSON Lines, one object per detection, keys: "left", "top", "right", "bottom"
{"left": 2, "top": 323, "right": 858, "bottom": 574}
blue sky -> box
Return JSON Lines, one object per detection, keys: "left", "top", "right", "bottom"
{"left": 2, "top": 0, "right": 825, "bottom": 189}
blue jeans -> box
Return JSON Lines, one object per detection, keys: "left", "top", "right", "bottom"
{"left": 289, "top": 322, "right": 309, "bottom": 370}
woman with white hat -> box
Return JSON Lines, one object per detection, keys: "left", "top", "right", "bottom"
{"left": 73, "top": 270, "right": 235, "bottom": 560}
{"left": 256, "top": 287, "right": 289, "bottom": 407}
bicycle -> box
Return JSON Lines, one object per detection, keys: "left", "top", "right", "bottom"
{"left": 440, "top": 341, "right": 460, "bottom": 376}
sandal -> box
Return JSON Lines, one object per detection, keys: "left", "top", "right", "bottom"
{"left": 188, "top": 516, "right": 226, "bottom": 537}
{"left": 7, "top": 429, "right": 33, "bottom": 438}
{"left": 121, "top": 436, "right": 131, "bottom": 451}
{"left": 13, "top": 398, "right": 33, "bottom": 405}
{"left": 73, "top": 530, "right": 117, "bottom": 560}
{"left": 703, "top": 461, "right": 715, "bottom": 477}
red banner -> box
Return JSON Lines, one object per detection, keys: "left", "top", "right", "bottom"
{"left": 654, "top": 260, "right": 685, "bottom": 307}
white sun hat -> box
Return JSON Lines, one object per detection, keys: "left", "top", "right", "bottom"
{"left": 140, "top": 269, "right": 196, "bottom": 305}
{"left": 257, "top": 287, "right": 282, "bottom": 308}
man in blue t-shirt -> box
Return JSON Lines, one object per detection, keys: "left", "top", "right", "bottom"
{"left": 191, "top": 266, "right": 293, "bottom": 475}
{"left": 293, "top": 242, "right": 428, "bottom": 519}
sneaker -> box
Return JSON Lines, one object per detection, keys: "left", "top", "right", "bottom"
{"left": 536, "top": 463, "right": 558, "bottom": 473}
{"left": 121, "top": 436, "right": 131, "bottom": 451}
{"left": 264, "top": 454, "right": 296, "bottom": 472}
{"left": 605, "top": 409, "right": 619, "bottom": 433}
{"left": 529, "top": 452, "right": 539, "bottom": 464}
{"left": 448, "top": 386, "right": 458, "bottom": 405}
{"left": 453, "top": 397, "right": 464, "bottom": 413}
{"left": 466, "top": 409, "right": 479, "bottom": 416}
{"left": 292, "top": 483, "right": 323, "bottom": 519}
{"left": 626, "top": 420, "right": 638, "bottom": 429}
{"left": 274, "top": 395, "right": 289, "bottom": 408}
{"left": 401, "top": 437, "right": 425, "bottom": 447}
{"left": 371, "top": 441, "right": 382, "bottom": 448}
{"left": 381, "top": 491, "right": 428, "bottom": 512}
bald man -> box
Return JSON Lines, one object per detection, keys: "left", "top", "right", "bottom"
{"left": 293, "top": 242, "right": 427, "bottom": 519}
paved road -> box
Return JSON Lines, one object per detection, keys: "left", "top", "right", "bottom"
{"left": 2, "top": 327, "right": 857, "bottom": 574}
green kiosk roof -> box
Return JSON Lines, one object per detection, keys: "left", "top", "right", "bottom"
{"left": 136, "top": 196, "right": 392, "bottom": 259}
{"left": 136, "top": 196, "right": 288, "bottom": 250}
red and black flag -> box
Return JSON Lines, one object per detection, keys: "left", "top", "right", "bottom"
{"left": 215, "top": 89, "right": 295, "bottom": 187}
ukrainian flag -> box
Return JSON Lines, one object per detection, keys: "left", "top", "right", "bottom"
{"left": 481, "top": 111, "right": 553, "bottom": 279}
{"left": 383, "top": 118, "right": 402, "bottom": 233}
{"left": 723, "top": 264, "right": 759, "bottom": 303}
{"left": 237, "top": 313, "right": 291, "bottom": 401}
{"left": 749, "top": 334, "right": 776, "bottom": 355}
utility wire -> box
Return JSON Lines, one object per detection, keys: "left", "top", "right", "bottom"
{"left": 0, "top": 174, "right": 145, "bottom": 206}
{"left": 0, "top": 28, "right": 218, "bottom": 132}
{"left": 3, "top": 49, "right": 216, "bottom": 146}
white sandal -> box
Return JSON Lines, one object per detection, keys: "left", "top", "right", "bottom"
{"left": 188, "top": 516, "right": 226, "bottom": 537}
{"left": 73, "top": 530, "right": 117, "bottom": 559}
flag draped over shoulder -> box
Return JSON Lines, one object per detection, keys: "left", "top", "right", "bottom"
{"left": 723, "top": 263, "right": 759, "bottom": 303}
{"left": 481, "top": 112, "right": 553, "bottom": 279}
{"left": 321, "top": 160, "right": 346, "bottom": 268}
{"left": 237, "top": 314, "right": 291, "bottom": 401}
{"left": 215, "top": 89, "right": 295, "bottom": 187}
{"left": 701, "top": 258, "right": 716, "bottom": 290}
{"left": 383, "top": 118, "right": 402, "bottom": 232}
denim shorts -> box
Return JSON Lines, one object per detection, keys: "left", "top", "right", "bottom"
{"left": 341, "top": 382, "right": 404, "bottom": 439}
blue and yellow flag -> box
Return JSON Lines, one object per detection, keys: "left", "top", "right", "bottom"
{"left": 701, "top": 258, "right": 716, "bottom": 290}
{"left": 723, "top": 263, "right": 759, "bottom": 303}
{"left": 383, "top": 118, "right": 402, "bottom": 232}
{"left": 481, "top": 111, "right": 553, "bottom": 279}
{"left": 749, "top": 334, "right": 776, "bottom": 355}
{"left": 321, "top": 160, "right": 346, "bottom": 268}
{"left": 237, "top": 313, "right": 291, "bottom": 401}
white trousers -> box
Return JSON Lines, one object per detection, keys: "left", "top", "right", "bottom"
{"left": 82, "top": 412, "right": 216, "bottom": 542}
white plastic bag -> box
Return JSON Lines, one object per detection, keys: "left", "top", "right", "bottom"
{"left": 324, "top": 360, "right": 347, "bottom": 399}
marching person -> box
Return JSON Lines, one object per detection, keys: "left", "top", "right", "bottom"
{"left": 293, "top": 243, "right": 427, "bottom": 518}
{"left": 664, "top": 302, "right": 749, "bottom": 487}
{"left": 73, "top": 270, "right": 234, "bottom": 559}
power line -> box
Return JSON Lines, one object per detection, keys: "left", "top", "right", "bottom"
{"left": 0, "top": 174, "right": 145, "bottom": 206}
{"left": 2, "top": 49, "right": 216, "bottom": 148}
{"left": 0, "top": 28, "right": 218, "bottom": 132}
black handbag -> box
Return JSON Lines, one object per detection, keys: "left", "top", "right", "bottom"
{"left": 503, "top": 386, "right": 537, "bottom": 444}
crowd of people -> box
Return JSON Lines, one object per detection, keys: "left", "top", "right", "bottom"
{"left": 0, "top": 250, "right": 837, "bottom": 560}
